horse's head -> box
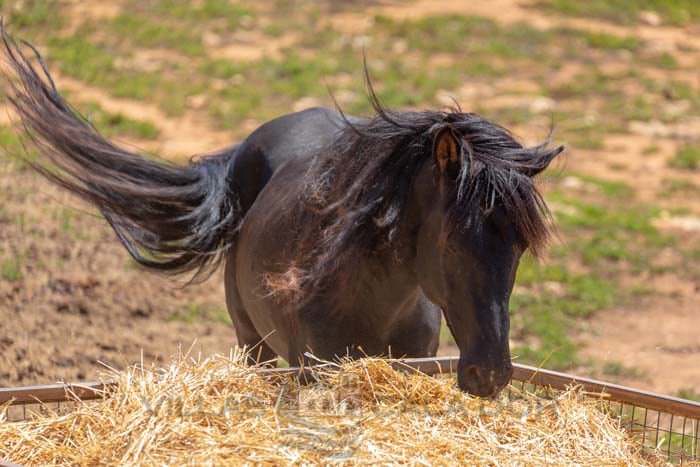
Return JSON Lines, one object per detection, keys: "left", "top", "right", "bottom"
{"left": 414, "top": 120, "right": 563, "bottom": 397}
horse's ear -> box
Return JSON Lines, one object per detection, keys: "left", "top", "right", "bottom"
{"left": 432, "top": 127, "right": 461, "bottom": 177}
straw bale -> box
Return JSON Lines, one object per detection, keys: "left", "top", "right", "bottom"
{"left": 0, "top": 350, "right": 661, "bottom": 466}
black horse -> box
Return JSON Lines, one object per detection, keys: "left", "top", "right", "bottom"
{"left": 2, "top": 30, "right": 562, "bottom": 397}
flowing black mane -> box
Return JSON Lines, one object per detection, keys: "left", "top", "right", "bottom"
{"left": 292, "top": 97, "right": 563, "bottom": 297}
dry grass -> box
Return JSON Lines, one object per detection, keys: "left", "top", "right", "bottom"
{"left": 0, "top": 350, "right": 658, "bottom": 466}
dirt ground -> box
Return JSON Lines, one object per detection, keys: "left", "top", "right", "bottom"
{"left": 0, "top": 0, "right": 698, "bottom": 396}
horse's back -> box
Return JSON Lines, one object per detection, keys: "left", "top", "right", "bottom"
{"left": 229, "top": 107, "right": 346, "bottom": 213}
{"left": 244, "top": 107, "right": 346, "bottom": 167}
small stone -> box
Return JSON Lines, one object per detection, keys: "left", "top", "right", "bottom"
{"left": 436, "top": 90, "right": 457, "bottom": 107}
{"left": 352, "top": 35, "right": 371, "bottom": 49}
{"left": 653, "top": 214, "right": 700, "bottom": 232}
{"left": 392, "top": 39, "right": 408, "bottom": 55}
{"left": 187, "top": 94, "right": 207, "bottom": 110}
{"left": 202, "top": 32, "right": 222, "bottom": 48}
{"left": 293, "top": 96, "right": 322, "bottom": 112}
{"left": 663, "top": 100, "right": 691, "bottom": 119}
{"left": 334, "top": 89, "right": 356, "bottom": 105}
{"left": 639, "top": 11, "right": 661, "bottom": 26}
{"left": 529, "top": 96, "right": 556, "bottom": 114}
{"left": 628, "top": 120, "right": 670, "bottom": 138}
{"left": 561, "top": 176, "right": 585, "bottom": 190}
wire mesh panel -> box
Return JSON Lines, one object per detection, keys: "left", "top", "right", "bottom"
{"left": 503, "top": 379, "right": 700, "bottom": 465}
{"left": 611, "top": 403, "right": 699, "bottom": 464}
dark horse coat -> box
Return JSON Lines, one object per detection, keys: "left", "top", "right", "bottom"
{"left": 2, "top": 29, "right": 562, "bottom": 396}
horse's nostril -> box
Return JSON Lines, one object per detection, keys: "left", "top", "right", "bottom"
{"left": 458, "top": 364, "right": 513, "bottom": 397}
{"left": 463, "top": 365, "right": 480, "bottom": 380}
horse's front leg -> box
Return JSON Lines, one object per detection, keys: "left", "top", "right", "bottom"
{"left": 387, "top": 297, "right": 442, "bottom": 358}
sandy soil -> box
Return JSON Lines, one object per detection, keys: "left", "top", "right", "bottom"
{"left": 0, "top": 170, "right": 236, "bottom": 385}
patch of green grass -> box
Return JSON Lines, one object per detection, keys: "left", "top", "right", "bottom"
{"left": 601, "top": 361, "right": 645, "bottom": 378}
{"left": 541, "top": 0, "right": 700, "bottom": 25}
{"left": 514, "top": 260, "right": 567, "bottom": 287}
{"left": 670, "top": 145, "right": 700, "bottom": 169}
{"left": 574, "top": 173, "right": 634, "bottom": 198}
{"left": 0, "top": 125, "right": 31, "bottom": 167}
{"left": 169, "top": 305, "right": 202, "bottom": 323}
{"left": 376, "top": 14, "right": 553, "bottom": 63}
{"left": 48, "top": 31, "right": 198, "bottom": 117}
{"left": 627, "top": 284, "right": 656, "bottom": 296}
{"left": 509, "top": 169, "right": 690, "bottom": 370}
{"left": 604, "top": 93, "right": 655, "bottom": 122}
{"left": 550, "top": 108, "right": 606, "bottom": 147}
{"left": 664, "top": 80, "right": 700, "bottom": 105}
{"left": 59, "top": 209, "right": 74, "bottom": 234}
{"left": 564, "top": 275, "right": 616, "bottom": 314}
{"left": 109, "top": 14, "right": 205, "bottom": 56}
{"left": 168, "top": 304, "right": 232, "bottom": 324}
{"left": 153, "top": 0, "right": 253, "bottom": 28}
{"left": 375, "top": 14, "right": 496, "bottom": 54}
{"left": 1, "top": 258, "right": 21, "bottom": 282}
{"left": 576, "top": 31, "right": 641, "bottom": 51}
{"left": 482, "top": 106, "right": 535, "bottom": 127}
{"left": 213, "top": 307, "right": 232, "bottom": 325}
{"left": 642, "top": 145, "right": 660, "bottom": 155}
{"left": 661, "top": 178, "right": 700, "bottom": 196}
{"left": 551, "top": 191, "right": 675, "bottom": 272}
{"left": 552, "top": 192, "right": 660, "bottom": 235}
{"left": 668, "top": 206, "right": 690, "bottom": 216}
{"left": 677, "top": 388, "right": 700, "bottom": 402}
{"left": 547, "top": 69, "right": 612, "bottom": 99}
{"left": 510, "top": 292, "right": 579, "bottom": 369}
{"left": 650, "top": 51, "right": 679, "bottom": 70}
{"left": 200, "top": 59, "right": 249, "bottom": 80}
{"left": 565, "top": 129, "right": 606, "bottom": 150}
{"left": 439, "top": 318, "right": 456, "bottom": 346}
{"left": 2, "top": 0, "right": 61, "bottom": 30}
{"left": 48, "top": 31, "right": 118, "bottom": 86}
{"left": 79, "top": 102, "right": 160, "bottom": 140}
{"left": 555, "top": 198, "right": 653, "bottom": 233}
{"left": 509, "top": 256, "right": 617, "bottom": 369}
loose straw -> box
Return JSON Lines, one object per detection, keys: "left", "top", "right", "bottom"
{"left": 1, "top": 350, "right": 658, "bottom": 466}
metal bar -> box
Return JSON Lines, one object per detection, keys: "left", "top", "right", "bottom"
{"left": 0, "top": 461, "right": 24, "bottom": 467}
{"left": 681, "top": 417, "right": 687, "bottom": 456}
{"left": 0, "top": 382, "right": 114, "bottom": 405}
{"left": 1, "top": 358, "right": 699, "bottom": 420}
{"left": 668, "top": 414, "right": 674, "bottom": 458}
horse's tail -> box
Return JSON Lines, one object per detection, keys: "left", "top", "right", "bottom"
{"left": 1, "top": 27, "right": 241, "bottom": 282}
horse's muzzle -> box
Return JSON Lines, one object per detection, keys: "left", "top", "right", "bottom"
{"left": 458, "top": 363, "right": 514, "bottom": 398}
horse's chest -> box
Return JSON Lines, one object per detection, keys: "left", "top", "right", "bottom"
{"left": 233, "top": 164, "right": 421, "bottom": 358}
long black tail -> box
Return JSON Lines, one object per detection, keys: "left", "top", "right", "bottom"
{"left": 1, "top": 27, "right": 241, "bottom": 282}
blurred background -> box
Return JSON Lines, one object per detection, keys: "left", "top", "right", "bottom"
{"left": 0, "top": 0, "right": 697, "bottom": 399}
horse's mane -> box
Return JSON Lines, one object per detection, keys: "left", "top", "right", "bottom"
{"left": 283, "top": 90, "right": 563, "bottom": 301}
